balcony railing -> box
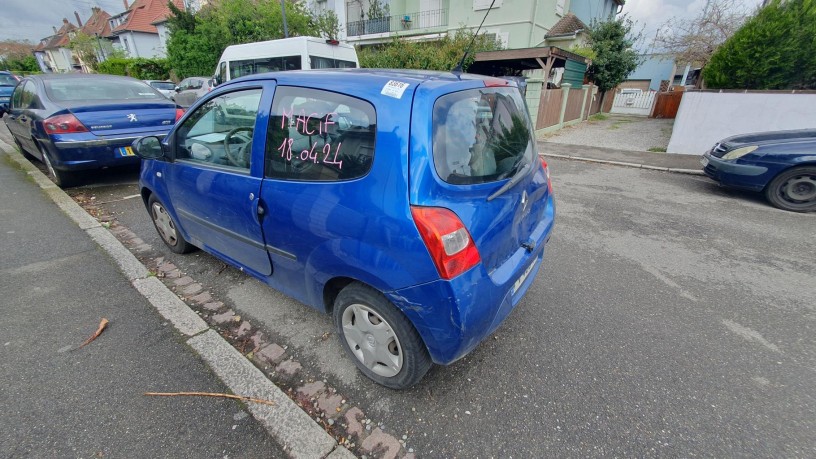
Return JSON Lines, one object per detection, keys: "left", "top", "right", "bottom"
{"left": 346, "top": 9, "right": 448, "bottom": 37}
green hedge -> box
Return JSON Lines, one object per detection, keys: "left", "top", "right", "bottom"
{"left": 97, "top": 57, "right": 171, "bottom": 80}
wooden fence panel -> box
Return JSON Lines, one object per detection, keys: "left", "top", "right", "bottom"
{"left": 651, "top": 92, "right": 684, "bottom": 118}
{"left": 563, "top": 89, "right": 584, "bottom": 122}
{"left": 536, "top": 89, "right": 563, "bottom": 130}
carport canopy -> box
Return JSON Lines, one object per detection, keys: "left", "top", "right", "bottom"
{"left": 469, "top": 46, "right": 590, "bottom": 81}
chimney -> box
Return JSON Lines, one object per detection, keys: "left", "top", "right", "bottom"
{"left": 52, "top": 26, "right": 58, "bottom": 34}
{"left": 63, "top": 18, "right": 70, "bottom": 25}
{"left": 75, "top": 11, "right": 83, "bottom": 27}
{"left": 123, "top": 0, "right": 129, "bottom": 9}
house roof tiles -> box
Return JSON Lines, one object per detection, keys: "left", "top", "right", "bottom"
{"left": 545, "top": 13, "right": 588, "bottom": 38}
{"left": 81, "top": 7, "right": 112, "bottom": 37}
{"left": 110, "top": 0, "right": 183, "bottom": 35}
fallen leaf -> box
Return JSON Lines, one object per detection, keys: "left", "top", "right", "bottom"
{"left": 79, "top": 318, "right": 109, "bottom": 349}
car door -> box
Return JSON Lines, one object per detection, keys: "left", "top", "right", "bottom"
{"left": 166, "top": 85, "right": 273, "bottom": 275}
{"left": 177, "top": 79, "right": 202, "bottom": 108}
{"left": 4, "top": 82, "right": 26, "bottom": 146}
{"left": 258, "top": 85, "right": 378, "bottom": 299}
{"left": 12, "top": 81, "right": 42, "bottom": 155}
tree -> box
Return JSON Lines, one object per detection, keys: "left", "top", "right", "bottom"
{"left": 653, "top": 0, "right": 751, "bottom": 87}
{"left": 166, "top": 0, "right": 318, "bottom": 78}
{"left": 585, "top": 16, "right": 641, "bottom": 93}
{"left": 312, "top": 10, "right": 340, "bottom": 41}
{"left": 69, "top": 32, "right": 102, "bottom": 71}
{"left": 704, "top": 0, "right": 816, "bottom": 89}
{"left": 0, "top": 40, "right": 38, "bottom": 72}
{"left": 356, "top": 28, "right": 501, "bottom": 71}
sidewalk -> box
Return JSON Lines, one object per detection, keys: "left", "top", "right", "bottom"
{"left": 0, "top": 149, "right": 284, "bottom": 457}
{"left": 539, "top": 141, "right": 704, "bottom": 175}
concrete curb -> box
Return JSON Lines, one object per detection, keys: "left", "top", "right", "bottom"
{"left": 542, "top": 152, "right": 706, "bottom": 176}
{"left": 1, "top": 141, "right": 354, "bottom": 459}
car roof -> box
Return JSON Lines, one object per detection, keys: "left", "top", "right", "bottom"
{"left": 28, "top": 73, "right": 143, "bottom": 83}
{"left": 226, "top": 68, "right": 510, "bottom": 92}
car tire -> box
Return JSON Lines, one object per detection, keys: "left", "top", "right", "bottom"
{"left": 38, "top": 144, "right": 76, "bottom": 188}
{"left": 333, "top": 282, "right": 432, "bottom": 389}
{"left": 764, "top": 166, "right": 816, "bottom": 213}
{"left": 148, "top": 194, "right": 196, "bottom": 254}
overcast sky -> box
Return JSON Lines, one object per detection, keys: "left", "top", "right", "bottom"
{"left": 625, "top": 0, "right": 764, "bottom": 49}
{"left": 0, "top": 0, "right": 128, "bottom": 43}
{"left": 2, "top": 0, "right": 766, "bottom": 44}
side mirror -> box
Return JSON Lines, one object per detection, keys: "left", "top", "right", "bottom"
{"left": 132, "top": 136, "right": 165, "bottom": 159}
{"left": 175, "top": 86, "right": 181, "bottom": 92}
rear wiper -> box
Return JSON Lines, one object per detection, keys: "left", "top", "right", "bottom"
{"left": 487, "top": 163, "right": 530, "bottom": 201}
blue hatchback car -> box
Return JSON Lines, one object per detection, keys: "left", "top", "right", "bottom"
{"left": 0, "top": 71, "right": 20, "bottom": 116}
{"left": 701, "top": 129, "right": 816, "bottom": 212}
{"left": 132, "top": 69, "right": 555, "bottom": 388}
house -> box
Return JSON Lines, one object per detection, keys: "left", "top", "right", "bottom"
{"left": 569, "top": 0, "right": 624, "bottom": 26}
{"left": 34, "top": 18, "right": 80, "bottom": 73}
{"left": 107, "top": 0, "right": 184, "bottom": 58}
{"left": 310, "top": 0, "right": 624, "bottom": 50}
{"left": 543, "top": 12, "right": 589, "bottom": 49}
{"left": 77, "top": 7, "right": 114, "bottom": 71}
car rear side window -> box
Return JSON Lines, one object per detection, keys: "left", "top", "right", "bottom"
{"left": 432, "top": 87, "right": 534, "bottom": 184}
{"left": 265, "top": 86, "right": 375, "bottom": 181}
{"left": 310, "top": 56, "right": 357, "bottom": 69}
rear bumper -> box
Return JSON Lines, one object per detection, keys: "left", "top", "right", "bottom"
{"left": 388, "top": 194, "right": 555, "bottom": 365}
{"left": 40, "top": 131, "right": 169, "bottom": 171}
{"left": 702, "top": 153, "right": 769, "bottom": 192}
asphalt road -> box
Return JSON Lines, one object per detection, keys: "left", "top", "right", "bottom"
{"left": 4, "top": 121, "right": 814, "bottom": 457}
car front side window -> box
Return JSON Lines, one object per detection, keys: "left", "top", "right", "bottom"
{"left": 174, "top": 88, "right": 262, "bottom": 171}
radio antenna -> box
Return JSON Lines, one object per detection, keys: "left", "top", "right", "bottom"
{"left": 452, "top": 0, "right": 497, "bottom": 74}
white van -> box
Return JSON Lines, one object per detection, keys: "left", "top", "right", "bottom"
{"left": 213, "top": 36, "right": 359, "bottom": 85}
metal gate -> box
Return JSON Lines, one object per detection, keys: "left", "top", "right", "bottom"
{"left": 610, "top": 91, "right": 657, "bottom": 116}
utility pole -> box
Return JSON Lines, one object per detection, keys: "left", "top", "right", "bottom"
{"left": 280, "top": 0, "right": 289, "bottom": 38}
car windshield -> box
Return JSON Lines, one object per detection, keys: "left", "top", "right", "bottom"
{"left": 432, "top": 87, "right": 534, "bottom": 185}
{"left": 0, "top": 74, "right": 19, "bottom": 86}
{"left": 44, "top": 79, "right": 163, "bottom": 101}
{"left": 150, "top": 81, "right": 176, "bottom": 91}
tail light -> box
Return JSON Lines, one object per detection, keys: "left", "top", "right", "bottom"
{"left": 540, "top": 156, "right": 552, "bottom": 194}
{"left": 175, "top": 108, "right": 185, "bottom": 122}
{"left": 43, "top": 114, "right": 88, "bottom": 134}
{"left": 411, "top": 206, "right": 481, "bottom": 280}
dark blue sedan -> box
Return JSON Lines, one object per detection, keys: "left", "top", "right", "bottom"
{"left": 2, "top": 74, "right": 182, "bottom": 187}
{"left": 701, "top": 130, "right": 816, "bottom": 212}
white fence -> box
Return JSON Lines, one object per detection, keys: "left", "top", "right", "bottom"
{"left": 610, "top": 91, "right": 657, "bottom": 116}
{"left": 667, "top": 90, "right": 816, "bottom": 154}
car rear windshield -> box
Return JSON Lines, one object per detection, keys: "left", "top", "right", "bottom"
{"left": 44, "top": 79, "right": 163, "bottom": 101}
{"left": 432, "top": 86, "right": 534, "bottom": 185}
{"left": 150, "top": 81, "right": 176, "bottom": 90}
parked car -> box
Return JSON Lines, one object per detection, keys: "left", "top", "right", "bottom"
{"left": 701, "top": 129, "right": 816, "bottom": 212}
{"left": 172, "top": 77, "right": 214, "bottom": 108}
{"left": 144, "top": 80, "right": 176, "bottom": 98}
{"left": 0, "top": 71, "right": 21, "bottom": 117}
{"left": 212, "top": 36, "right": 358, "bottom": 86}
{"left": 3, "top": 74, "right": 182, "bottom": 187}
{"left": 131, "top": 69, "right": 556, "bottom": 388}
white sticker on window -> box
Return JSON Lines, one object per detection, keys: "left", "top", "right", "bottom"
{"left": 381, "top": 80, "right": 409, "bottom": 99}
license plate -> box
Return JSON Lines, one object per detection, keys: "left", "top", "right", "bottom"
{"left": 700, "top": 156, "right": 709, "bottom": 167}
{"left": 512, "top": 258, "right": 537, "bottom": 295}
{"left": 117, "top": 146, "right": 135, "bottom": 157}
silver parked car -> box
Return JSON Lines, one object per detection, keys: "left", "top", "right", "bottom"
{"left": 144, "top": 80, "right": 176, "bottom": 99}
{"left": 171, "top": 77, "right": 213, "bottom": 108}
